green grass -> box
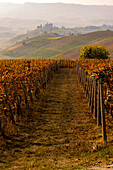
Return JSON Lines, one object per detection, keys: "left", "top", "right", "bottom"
{"left": 1, "top": 39, "right": 54, "bottom": 58}
{"left": 21, "top": 47, "right": 61, "bottom": 59}
{"left": 57, "top": 40, "right": 87, "bottom": 52}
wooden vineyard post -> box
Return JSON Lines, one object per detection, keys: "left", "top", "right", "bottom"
{"left": 83, "top": 69, "right": 86, "bottom": 92}
{"left": 12, "top": 79, "right": 22, "bottom": 116}
{"left": 82, "top": 69, "right": 84, "bottom": 90}
{"left": 97, "top": 79, "right": 101, "bottom": 126}
{"left": 20, "top": 78, "right": 28, "bottom": 105}
{"left": 74, "top": 61, "right": 76, "bottom": 68}
{"left": 3, "top": 83, "right": 15, "bottom": 124}
{"left": 76, "top": 63, "right": 79, "bottom": 75}
{"left": 81, "top": 69, "right": 83, "bottom": 86}
{"left": 42, "top": 67, "right": 47, "bottom": 89}
{"left": 100, "top": 77, "right": 107, "bottom": 143}
{"left": 93, "top": 79, "right": 97, "bottom": 118}
{"left": 83, "top": 69, "right": 87, "bottom": 92}
{"left": 80, "top": 69, "right": 82, "bottom": 83}
{"left": 42, "top": 67, "right": 46, "bottom": 88}
{"left": 86, "top": 77, "right": 89, "bottom": 98}
{"left": 38, "top": 70, "right": 43, "bottom": 87}
{"left": 26, "top": 78, "right": 33, "bottom": 102}
{"left": 55, "top": 61, "right": 58, "bottom": 71}
{"left": 78, "top": 67, "right": 81, "bottom": 83}
{"left": 60, "top": 59, "right": 61, "bottom": 67}
{"left": 89, "top": 79, "right": 92, "bottom": 107}
{"left": 68, "top": 60, "right": 70, "bottom": 68}
{"left": 32, "top": 74, "right": 40, "bottom": 99}
{"left": 77, "top": 67, "right": 80, "bottom": 82}
{"left": 61, "top": 59, "right": 63, "bottom": 67}
{"left": 81, "top": 68, "right": 83, "bottom": 86}
{"left": 33, "top": 74, "right": 38, "bottom": 87}
{"left": 47, "top": 66, "right": 50, "bottom": 81}
{"left": 110, "top": 107, "right": 113, "bottom": 118}
{"left": 45, "top": 67, "right": 48, "bottom": 84}
{"left": 84, "top": 72, "right": 87, "bottom": 92}
{"left": 91, "top": 79, "right": 94, "bottom": 114}
{"left": 48, "top": 65, "right": 52, "bottom": 80}
{"left": 78, "top": 68, "right": 80, "bottom": 82}
{"left": 88, "top": 79, "right": 90, "bottom": 101}
{"left": 79, "top": 69, "right": 82, "bottom": 83}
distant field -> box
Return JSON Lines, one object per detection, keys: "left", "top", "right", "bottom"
{"left": 0, "top": 39, "right": 54, "bottom": 58}
{"left": 45, "top": 31, "right": 113, "bottom": 59}
{"left": 0, "top": 30, "right": 113, "bottom": 59}
{"left": 21, "top": 47, "right": 61, "bottom": 59}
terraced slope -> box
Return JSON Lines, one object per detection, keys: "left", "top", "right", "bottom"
{"left": 1, "top": 30, "right": 113, "bottom": 59}
{"left": 45, "top": 30, "right": 113, "bottom": 59}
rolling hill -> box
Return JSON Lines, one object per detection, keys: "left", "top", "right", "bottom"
{"left": 1, "top": 30, "right": 113, "bottom": 59}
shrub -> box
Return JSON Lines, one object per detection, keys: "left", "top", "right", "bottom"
{"left": 79, "top": 44, "right": 109, "bottom": 59}
{"left": 22, "top": 41, "right": 26, "bottom": 46}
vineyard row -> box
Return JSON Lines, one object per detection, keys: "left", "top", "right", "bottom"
{"left": 76, "top": 59, "right": 113, "bottom": 143}
{"left": 0, "top": 59, "right": 75, "bottom": 140}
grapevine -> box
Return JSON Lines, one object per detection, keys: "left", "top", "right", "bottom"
{"left": 0, "top": 59, "right": 75, "bottom": 139}
{"left": 77, "top": 59, "right": 113, "bottom": 123}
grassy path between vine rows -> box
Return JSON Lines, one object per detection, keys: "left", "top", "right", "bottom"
{"left": 1, "top": 68, "right": 113, "bottom": 169}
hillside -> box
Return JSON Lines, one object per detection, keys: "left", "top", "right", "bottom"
{"left": 0, "top": 33, "right": 62, "bottom": 59}
{"left": 1, "top": 3, "right": 113, "bottom": 44}
{"left": 0, "top": 31, "right": 61, "bottom": 50}
{"left": 1, "top": 31, "right": 113, "bottom": 59}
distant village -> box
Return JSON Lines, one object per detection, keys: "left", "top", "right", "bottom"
{"left": 37, "top": 23, "right": 76, "bottom": 36}
{"left": 37, "top": 23, "right": 113, "bottom": 36}
{"left": 1, "top": 22, "right": 113, "bottom": 41}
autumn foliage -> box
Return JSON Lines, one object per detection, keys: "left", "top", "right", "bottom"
{"left": 78, "top": 58, "right": 113, "bottom": 115}
{"left": 79, "top": 44, "right": 109, "bottom": 59}
{"left": 0, "top": 59, "right": 75, "bottom": 139}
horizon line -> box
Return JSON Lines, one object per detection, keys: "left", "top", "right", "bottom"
{"left": 0, "top": 2, "right": 113, "bottom": 6}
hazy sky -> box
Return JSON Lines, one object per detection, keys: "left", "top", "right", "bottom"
{"left": 0, "top": 0, "right": 113, "bottom": 5}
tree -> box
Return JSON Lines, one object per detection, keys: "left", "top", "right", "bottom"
{"left": 79, "top": 45, "right": 109, "bottom": 59}
{"left": 22, "top": 40, "right": 26, "bottom": 46}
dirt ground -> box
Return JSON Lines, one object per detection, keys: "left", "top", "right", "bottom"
{"left": 0, "top": 68, "right": 113, "bottom": 169}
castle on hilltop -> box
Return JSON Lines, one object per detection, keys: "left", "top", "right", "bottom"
{"left": 37, "top": 23, "right": 59, "bottom": 33}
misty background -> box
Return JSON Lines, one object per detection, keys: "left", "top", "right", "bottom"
{"left": 0, "top": 2, "right": 113, "bottom": 59}
{"left": 0, "top": 3, "right": 113, "bottom": 28}
{"left": 0, "top": 2, "right": 113, "bottom": 41}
